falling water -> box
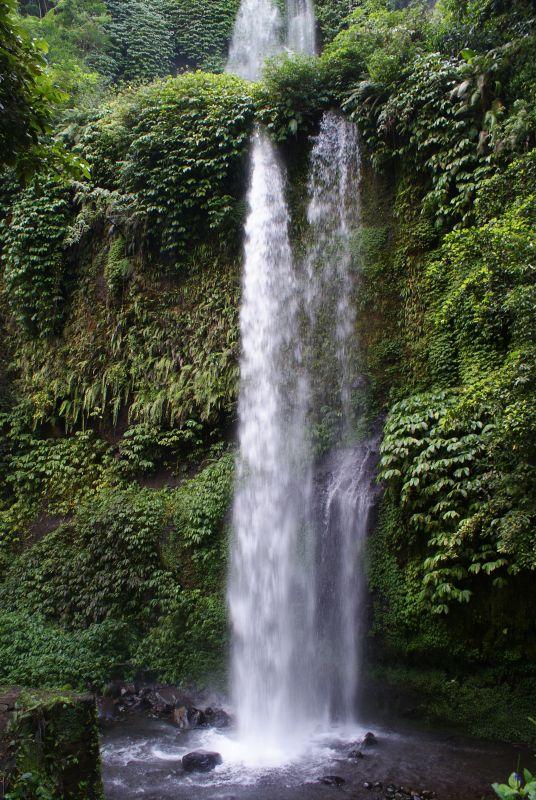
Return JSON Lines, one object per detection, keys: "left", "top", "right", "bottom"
{"left": 228, "top": 0, "right": 376, "bottom": 754}
{"left": 286, "top": 0, "right": 316, "bottom": 55}
{"left": 226, "top": 0, "right": 282, "bottom": 80}
{"left": 300, "top": 111, "right": 377, "bottom": 724}
{"left": 314, "top": 441, "right": 378, "bottom": 721}
{"left": 304, "top": 111, "right": 361, "bottom": 431}
{"left": 228, "top": 129, "right": 313, "bottom": 756}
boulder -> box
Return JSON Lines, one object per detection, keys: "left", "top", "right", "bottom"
{"left": 173, "top": 704, "right": 206, "bottom": 729}
{"left": 182, "top": 750, "right": 222, "bottom": 773}
{"left": 203, "top": 706, "right": 231, "bottom": 728}
{"left": 362, "top": 731, "right": 378, "bottom": 747}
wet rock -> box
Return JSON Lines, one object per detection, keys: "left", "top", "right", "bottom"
{"left": 97, "top": 696, "right": 118, "bottom": 724}
{"left": 421, "top": 793, "right": 435, "bottom": 799}
{"left": 363, "top": 783, "right": 373, "bottom": 790}
{"left": 204, "top": 706, "right": 231, "bottom": 728}
{"left": 373, "top": 782, "right": 383, "bottom": 790}
{"left": 348, "top": 748, "right": 364, "bottom": 760}
{"left": 182, "top": 750, "right": 222, "bottom": 773}
{"left": 362, "top": 731, "right": 378, "bottom": 748}
{"left": 147, "top": 686, "right": 191, "bottom": 715}
{"left": 319, "top": 775, "right": 345, "bottom": 786}
{"left": 173, "top": 704, "right": 206, "bottom": 729}
{"left": 386, "top": 785, "right": 397, "bottom": 795}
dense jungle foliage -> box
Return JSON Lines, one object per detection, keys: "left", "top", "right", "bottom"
{"left": 0, "top": 0, "right": 535, "bottom": 748}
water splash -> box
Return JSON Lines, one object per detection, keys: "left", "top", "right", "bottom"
{"left": 286, "top": 0, "right": 316, "bottom": 55}
{"left": 226, "top": 0, "right": 282, "bottom": 80}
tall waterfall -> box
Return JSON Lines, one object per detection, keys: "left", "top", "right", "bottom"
{"left": 227, "top": 0, "right": 375, "bottom": 758}
{"left": 304, "top": 111, "right": 361, "bottom": 432}
{"left": 287, "top": 0, "right": 316, "bottom": 55}
{"left": 229, "top": 129, "right": 313, "bottom": 755}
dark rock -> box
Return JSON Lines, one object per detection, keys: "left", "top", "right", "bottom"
{"left": 348, "top": 748, "right": 364, "bottom": 760}
{"left": 319, "top": 775, "right": 345, "bottom": 786}
{"left": 173, "top": 704, "right": 206, "bottom": 729}
{"left": 373, "top": 782, "right": 383, "bottom": 789}
{"left": 363, "top": 782, "right": 373, "bottom": 790}
{"left": 204, "top": 706, "right": 231, "bottom": 728}
{"left": 182, "top": 750, "right": 222, "bottom": 773}
{"left": 421, "top": 793, "right": 435, "bottom": 800}
{"left": 147, "top": 686, "right": 191, "bottom": 715}
{"left": 102, "top": 681, "right": 123, "bottom": 699}
{"left": 362, "top": 731, "right": 378, "bottom": 747}
{"left": 97, "top": 696, "right": 118, "bottom": 724}
{"left": 386, "top": 786, "right": 397, "bottom": 795}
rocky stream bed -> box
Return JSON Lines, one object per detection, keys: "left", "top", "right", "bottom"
{"left": 98, "top": 685, "right": 535, "bottom": 800}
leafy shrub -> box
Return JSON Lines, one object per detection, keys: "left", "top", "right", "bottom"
{"left": 1, "top": 487, "right": 169, "bottom": 627}
{"left": 166, "top": 0, "right": 240, "bottom": 71}
{"left": 0, "top": 0, "right": 65, "bottom": 168}
{"left": 256, "top": 54, "right": 332, "bottom": 139}
{"left": 84, "top": 72, "right": 255, "bottom": 261}
{"left": 0, "top": 611, "right": 130, "bottom": 688}
{"left": 106, "top": 0, "right": 173, "bottom": 83}
{"left": 2, "top": 177, "right": 72, "bottom": 337}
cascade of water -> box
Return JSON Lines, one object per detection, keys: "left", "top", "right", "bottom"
{"left": 228, "top": 0, "right": 375, "bottom": 751}
{"left": 286, "top": 0, "right": 316, "bottom": 55}
{"left": 226, "top": 0, "right": 282, "bottom": 80}
{"left": 228, "top": 129, "right": 313, "bottom": 757}
{"left": 314, "top": 442, "right": 378, "bottom": 722}
{"left": 303, "top": 110, "right": 361, "bottom": 433}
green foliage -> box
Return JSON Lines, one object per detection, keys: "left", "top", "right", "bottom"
{"left": 2, "top": 177, "right": 72, "bottom": 337}
{"left": 371, "top": 663, "right": 536, "bottom": 744}
{"left": 0, "top": 0, "right": 65, "bottom": 169}
{"left": 106, "top": 0, "right": 174, "bottom": 84}
{"left": 166, "top": 0, "right": 240, "bottom": 71}
{"left": 19, "top": 0, "right": 112, "bottom": 105}
{"left": 79, "top": 72, "right": 254, "bottom": 261}
{"left": 1, "top": 487, "right": 169, "bottom": 626}
{"left": 256, "top": 54, "right": 332, "bottom": 139}
{"left": 493, "top": 771, "right": 536, "bottom": 800}
{"left": 314, "top": 0, "right": 360, "bottom": 46}
{"left": 0, "top": 452, "right": 233, "bottom": 688}
{"left": 0, "top": 612, "right": 129, "bottom": 688}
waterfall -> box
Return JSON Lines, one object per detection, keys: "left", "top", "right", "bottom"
{"left": 304, "top": 111, "right": 361, "bottom": 432}
{"left": 314, "top": 442, "right": 378, "bottom": 721}
{"left": 228, "top": 129, "right": 313, "bottom": 756}
{"left": 227, "top": 0, "right": 376, "bottom": 757}
{"left": 226, "top": 0, "right": 282, "bottom": 80}
{"left": 226, "top": 0, "right": 315, "bottom": 81}
{"left": 287, "top": 0, "right": 316, "bottom": 55}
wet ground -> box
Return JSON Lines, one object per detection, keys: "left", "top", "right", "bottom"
{"left": 101, "top": 714, "right": 535, "bottom": 800}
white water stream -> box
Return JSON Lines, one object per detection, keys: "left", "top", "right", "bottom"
{"left": 227, "top": 0, "right": 315, "bottom": 80}
{"left": 227, "top": 0, "right": 376, "bottom": 763}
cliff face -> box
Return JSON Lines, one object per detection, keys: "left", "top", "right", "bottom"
{"left": 0, "top": 687, "right": 103, "bottom": 799}
{"left": 0, "top": 0, "right": 535, "bottom": 745}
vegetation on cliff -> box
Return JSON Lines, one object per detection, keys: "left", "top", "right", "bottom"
{"left": 0, "top": 0, "right": 534, "bottom": 746}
